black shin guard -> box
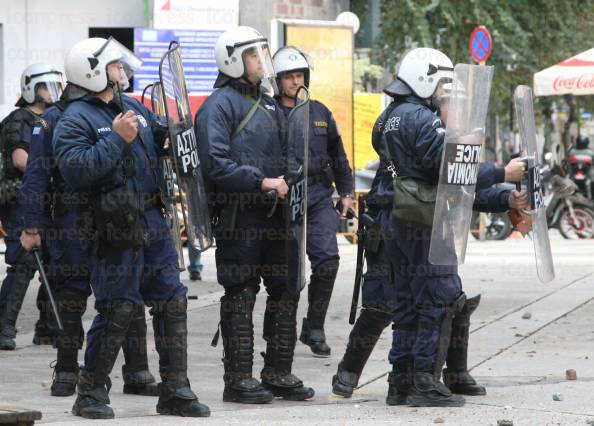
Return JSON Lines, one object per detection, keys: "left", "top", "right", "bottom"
{"left": 52, "top": 290, "right": 87, "bottom": 397}
{"left": 34, "top": 283, "right": 56, "bottom": 345}
{"left": 443, "top": 294, "right": 486, "bottom": 395}
{"left": 300, "top": 257, "right": 339, "bottom": 356}
{"left": 406, "top": 294, "right": 467, "bottom": 408}
{"left": 55, "top": 290, "right": 87, "bottom": 372}
{"left": 262, "top": 292, "right": 314, "bottom": 401}
{"left": 333, "top": 308, "right": 391, "bottom": 397}
{"left": 0, "top": 263, "right": 36, "bottom": 350}
{"left": 121, "top": 304, "right": 157, "bottom": 396}
{"left": 73, "top": 301, "right": 134, "bottom": 419}
{"left": 157, "top": 297, "right": 209, "bottom": 417}
{"left": 219, "top": 287, "right": 272, "bottom": 404}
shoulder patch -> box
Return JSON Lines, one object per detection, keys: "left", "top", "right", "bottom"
{"left": 38, "top": 118, "right": 49, "bottom": 131}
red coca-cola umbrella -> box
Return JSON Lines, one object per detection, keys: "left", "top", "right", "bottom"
{"left": 534, "top": 48, "right": 594, "bottom": 96}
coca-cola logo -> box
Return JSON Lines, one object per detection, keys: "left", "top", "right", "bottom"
{"left": 553, "top": 73, "right": 594, "bottom": 91}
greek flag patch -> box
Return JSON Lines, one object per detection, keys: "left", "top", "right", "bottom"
{"left": 32, "top": 126, "right": 42, "bottom": 135}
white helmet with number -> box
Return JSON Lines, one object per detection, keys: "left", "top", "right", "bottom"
{"left": 272, "top": 46, "right": 311, "bottom": 88}
{"left": 384, "top": 47, "right": 454, "bottom": 99}
{"left": 64, "top": 37, "right": 142, "bottom": 93}
{"left": 18, "top": 63, "right": 64, "bottom": 106}
{"left": 214, "top": 26, "right": 275, "bottom": 87}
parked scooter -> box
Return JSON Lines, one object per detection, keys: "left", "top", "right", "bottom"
{"left": 542, "top": 153, "right": 594, "bottom": 239}
{"left": 567, "top": 136, "right": 594, "bottom": 201}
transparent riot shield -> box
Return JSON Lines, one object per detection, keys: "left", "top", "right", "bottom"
{"left": 429, "top": 64, "right": 494, "bottom": 266}
{"left": 285, "top": 86, "right": 310, "bottom": 294}
{"left": 514, "top": 85, "right": 555, "bottom": 283}
{"left": 159, "top": 42, "right": 213, "bottom": 252}
{"left": 142, "top": 81, "right": 186, "bottom": 270}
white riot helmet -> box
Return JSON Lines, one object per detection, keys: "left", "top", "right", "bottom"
{"left": 213, "top": 26, "right": 275, "bottom": 87}
{"left": 64, "top": 37, "right": 143, "bottom": 93}
{"left": 272, "top": 46, "right": 311, "bottom": 88}
{"left": 17, "top": 63, "right": 64, "bottom": 106}
{"left": 384, "top": 47, "right": 454, "bottom": 99}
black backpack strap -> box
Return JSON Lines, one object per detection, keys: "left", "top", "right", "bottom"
{"left": 378, "top": 101, "right": 401, "bottom": 177}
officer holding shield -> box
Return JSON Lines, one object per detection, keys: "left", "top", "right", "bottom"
{"left": 331, "top": 76, "right": 529, "bottom": 401}
{"left": 195, "top": 27, "right": 314, "bottom": 404}
{"left": 53, "top": 37, "right": 209, "bottom": 419}
{"left": 272, "top": 46, "right": 354, "bottom": 358}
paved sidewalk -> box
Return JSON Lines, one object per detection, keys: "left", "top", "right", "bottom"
{"left": 2, "top": 234, "right": 594, "bottom": 425}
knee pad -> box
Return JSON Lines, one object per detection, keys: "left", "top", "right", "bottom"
{"left": 103, "top": 301, "right": 135, "bottom": 333}
{"left": 312, "top": 256, "right": 340, "bottom": 282}
{"left": 165, "top": 297, "right": 187, "bottom": 322}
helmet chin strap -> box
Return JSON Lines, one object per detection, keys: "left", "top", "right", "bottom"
{"left": 107, "top": 80, "right": 125, "bottom": 111}
{"left": 428, "top": 92, "right": 441, "bottom": 112}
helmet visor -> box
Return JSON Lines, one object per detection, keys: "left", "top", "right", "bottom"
{"left": 241, "top": 43, "right": 276, "bottom": 83}
{"left": 39, "top": 81, "right": 65, "bottom": 103}
{"left": 95, "top": 37, "right": 143, "bottom": 77}
{"left": 33, "top": 70, "right": 65, "bottom": 103}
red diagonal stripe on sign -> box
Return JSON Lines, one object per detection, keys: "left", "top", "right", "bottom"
{"left": 559, "top": 58, "right": 594, "bottom": 67}
{"left": 160, "top": 0, "right": 171, "bottom": 11}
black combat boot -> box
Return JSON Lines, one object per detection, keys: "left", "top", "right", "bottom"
{"left": 0, "top": 263, "right": 36, "bottom": 350}
{"left": 300, "top": 257, "right": 339, "bottom": 357}
{"left": 121, "top": 304, "right": 158, "bottom": 396}
{"left": 406, "top": 294, "right": 466, "bottom": 408}
{"left": 0, "top": 322, "right": 16, "bottom": 351}
{"left": 332, "top": 308, "right": 391, "bottom": 398}
{"left": 52, "top": 290, "right": 87, "bottom": 397}
{"left": 386, "top": 358, "right": 413, "bottom": 405}
{"left": 443, "top": 295, "right": 486, "bottom": 396}
{"left": 73, "top": 370, "right": 114, "bottom": 419}
{"left": 156, "top": 297, "right": 210, "bottom": 417}
{"left": 262, "top": 292, "right": 315, "bottom": 401}
{"left": 219, "top": 287, "right": 273, "bottom": 404}
{"left": 72, "top": 301, "right": 135, "bottom": 419}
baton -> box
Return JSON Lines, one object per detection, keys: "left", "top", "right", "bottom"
{"left": 349, "top": 195, "right": 366, "bottom": 324}
{"left": 265, "top": 189, "right": 278, "bottom": 218}
{"left": 32, "top": 248, "right": 63, "bottom": 331}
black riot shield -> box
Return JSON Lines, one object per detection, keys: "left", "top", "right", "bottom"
{"left": 142, "top": 81, "right": 186, "bottom": 270}
{"left": 513, "top": 85, "right": 555, "bottom": 283}
{"left": 159, "top": 42, "right": 213, "bottom": 253}
{"left": 285, "top": 86, "right": 310, "bottom": 294}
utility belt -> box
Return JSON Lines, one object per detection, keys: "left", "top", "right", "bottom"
{"left": 91, "top": 186, "right": 161, "bottom": 251}
{"left": 307, "top": 164, "right": 334, "bottom": 187}
{"left": 215, "top": 191, "right": 280, "bottom": 233}
{"left": 54, "top": 191, "right": 160, "bottom": 216}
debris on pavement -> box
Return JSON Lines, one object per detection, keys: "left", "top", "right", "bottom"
{"left": 566, "top": 369, "right": 577, "bottom": 380}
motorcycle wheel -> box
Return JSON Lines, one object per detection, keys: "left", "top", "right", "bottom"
{"left": 558, "top": 206, "right": 594, "bottom": 239}
{"left": 471, "top": 213, "right": 513, "bottom": 240}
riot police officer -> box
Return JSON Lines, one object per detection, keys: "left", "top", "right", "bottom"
{"left": 332, "top": 169, "right": 527, "bottom": 400}
{"left": 272, "top": 46, "right": 354, "bottom": 357}
{"left": 0, "top": 63, "right": 64, "bottom": 350}
{"left": 347, "top": 48, "right": 527, "bottom": 407}
{"left": 19, "top": 84, "right": 159, "bottom": 398}
{"left": 195, "top": 26, "right": 314, "bottom": 404}
{"left": 53, "top": 37, "right": 209, "bottom": 419}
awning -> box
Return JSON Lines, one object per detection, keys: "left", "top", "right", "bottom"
{"left": 534, "top": 48, "right": 594, "bottom": 96}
